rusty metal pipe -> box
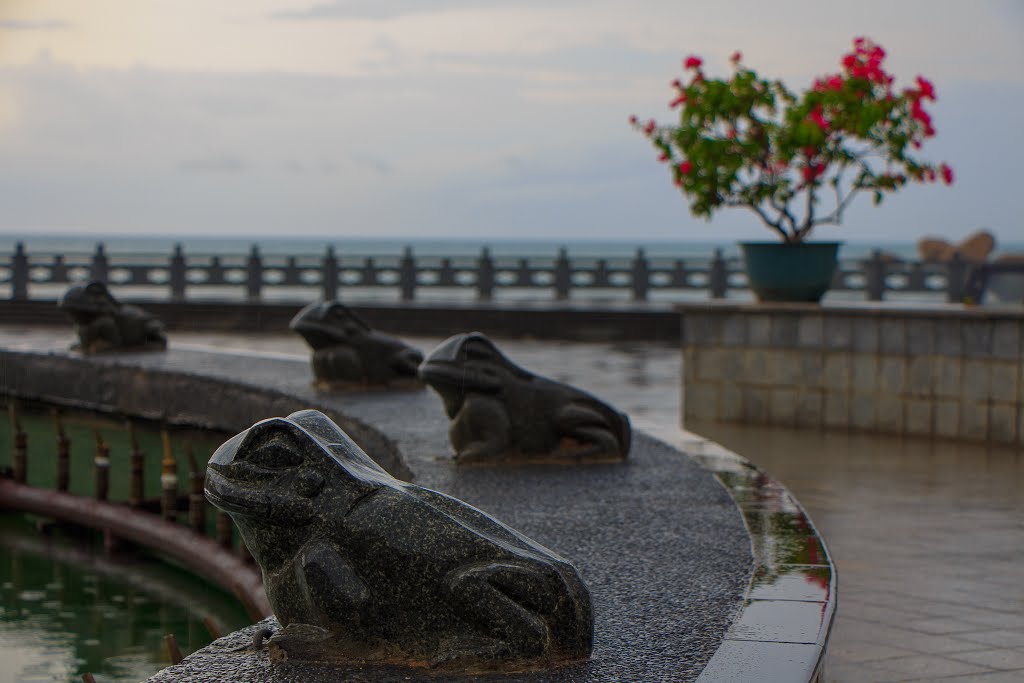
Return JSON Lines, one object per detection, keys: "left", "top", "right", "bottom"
{"left": 10, "top": 403, "right": 27, "bottom": 484}
{"left": 186, "top": 444, "right": 206, "bottom": 533}
{"left": 127, "top": 421, "right": 144, "bottom": 508}
{"left": 55, "top": 411, "right": 70, "bottom": 493}
{"left": 94, "top": 430, "right": 110, "bottom": 502}
{"left": 0, "top": 479, "right": 271, "bottom": 620}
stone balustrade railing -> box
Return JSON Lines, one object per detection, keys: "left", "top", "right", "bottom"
{"left": 3, "top": 242, "right": 974, "bottom": 303}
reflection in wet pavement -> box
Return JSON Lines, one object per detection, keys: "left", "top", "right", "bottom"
{"left": 691, "top": 421, "right": 1024, "bottom": 682}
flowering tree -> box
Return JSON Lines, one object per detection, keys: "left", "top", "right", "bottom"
{"left": 632, "top": 38, "right": 952, "bottom": 244}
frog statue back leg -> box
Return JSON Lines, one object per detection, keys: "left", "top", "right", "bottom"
{"left": 439, "top": 559, "right": 592, "bottom": 665}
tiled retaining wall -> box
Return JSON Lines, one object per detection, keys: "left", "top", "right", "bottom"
{"left": 680, "top": 303, "right": 1024, "bottom": 446}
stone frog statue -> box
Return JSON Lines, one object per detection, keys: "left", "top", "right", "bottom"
{"left": 204, "top": 409, "right": 593, "bottom": 670}
{"left": 289, "top": 301, "right": 423, "bottom": 389}
{"left": 419, "top": 333, "right": 631, "bottom": 464}
{"left": 58, "top": 281, "right": 167, "bottom": 353}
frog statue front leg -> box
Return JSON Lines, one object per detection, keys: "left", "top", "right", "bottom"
{"left": 79, "top": 315, "right": 123, "bottom": 353}
{"left": 265, "top": 539, "right": 377, "bottom": 662}
{"left": 448, "top": 394, "right": 511, "bottom": 463}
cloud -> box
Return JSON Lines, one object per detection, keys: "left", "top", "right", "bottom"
{"left": 178, "top": 156, "right": 248, "bottom": 174}
{"left": 270, "top": 0, "right": 581, "bottom": 21}
{"left": 0, "top": 19, "right": 70, "bottom": 31}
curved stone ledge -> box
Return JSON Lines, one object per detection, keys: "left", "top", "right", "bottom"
{"left": 0, "top": 340, "right": 834, "bottom": 681}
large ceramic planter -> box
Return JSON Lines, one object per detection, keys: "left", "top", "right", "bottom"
{"left": 740, "top": 241, "right": 841, "bottom": 303}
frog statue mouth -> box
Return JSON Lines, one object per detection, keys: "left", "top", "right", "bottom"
{"left": 203, "top": 423, "right": 320, "bottom": 526}
{"left": 204, "top": 462, "right": 272, "bottom": 518}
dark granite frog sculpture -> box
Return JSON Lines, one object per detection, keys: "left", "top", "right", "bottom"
{"left": 289, "top": 301, "right": 423, "bottom": 389}
{"left": 58, "top": 281, "right": 167, "bottom": 353}
{"left": 419, "top": 333, "right": 631, "bottom": 464}
{"left": 204, "top": 409, "right": 593, "bottom": 671}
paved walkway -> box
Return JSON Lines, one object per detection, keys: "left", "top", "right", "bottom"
{"left": 6, "top": 327, "right": 1023, "bottom": 681}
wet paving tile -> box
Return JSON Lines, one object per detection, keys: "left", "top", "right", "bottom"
{"left": 726, "top": 599, "right": 831, "bottom": 644}
{"left": 748, "top": 565, "right": 833, "bottom": 602}
{"left": 695, "top": 640, "right": 820, "bottom": 683}
{"left": 949, "top": 648, "right": 1024, "bottom": 670}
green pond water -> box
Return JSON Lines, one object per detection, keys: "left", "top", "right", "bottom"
{"left": 0, "top": 404, "right": 252, "bottom": 683}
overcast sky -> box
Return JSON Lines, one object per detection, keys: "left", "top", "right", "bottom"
{"left": 0, "top": 0, "right": 1021, "bottom": 244}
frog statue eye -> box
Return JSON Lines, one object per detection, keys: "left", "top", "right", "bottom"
{"left": 462, "top": 340, "right": 495, "bottom": 361}
{"left": 245, "top": 441, "right": 304, "bottom": 469}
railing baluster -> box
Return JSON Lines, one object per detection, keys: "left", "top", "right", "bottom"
{"left": 52, "top": 254, "right": 66, "bottom": 283}
{"left": 94, "top": 431, "right": 110, "bottom": 502}
{"left": 632, "top": 248, "right": 649, "bottom": 301}
{"left": 55, "top": 411, "right": 70, "bottom": 492}
{"left": 363, "top": 257, "right": 377, "bottom": 288}
{"left": 169, "top": 244, "right": 186, "bottom": 302}
{"left": 554, "top": 248, "right": 571, "bottom": 301}
{"left": 160, "top": 429, "right": 178, "bottom": 522}
{"left": 439, "top": 258, "right": 455, "bottom": 287}
{"left": 11, "top": 242, "right": 28, "bottom": 300}
{"left": 865, "top": 249, "right": 886, "bottom": 301}
{"left": 10, "top": 403, "right": 26, "bottom": 484}
{"left": 477, "top": 247, "right": 494, "bottom": 302}
{"left": 399, "top": 246, "right": 416, "bottom": 302}
{"left": 709, "top": 249, "right": 727, "bottom": 299}
{"left": 128, "top": 421, "right": 144, "bottom": 508}
{"left": 673, "top": 259, "right": 687, "bottom": 288}
{"left": 322, "top": 246, "right": 338, "bottom": 301}
{"left": 946, "top": 252, "right": 966, "bottom": 303}
{"left": 246, "top": 245, "right": 262, "bottom": 302}
{"left": 517, "top": 258, "right": 530, "bottom": 287}
{"left": 186, "top": 445, "right": 206, "bottom": 533}
{"left": 90, "top": 243, "right": 109, "bottom": 284}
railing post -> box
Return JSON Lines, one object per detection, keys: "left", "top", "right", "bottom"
{"left": 322, "top": 246, "right": 338, "bottom": 301}
{"left": 864, "top": 249, "right": 886, "bottom": 301}
{"left": 11, "top": 242, "right": 28, "bottom": 300}
{"left": 52, "top": 254, "right": 66, "bottom": 283}
{"left": 55, "top": 411, "right": 70, "bottom": 493}
{"left": 709, "top": 249, "right": 727, "bottom": 299}
{"left": 186, "top": 445, "right": 206, "bottom": 533}
{"left": 160, "top": 429, "right": 178, "bottom": 523}
{"left": 554, "top": 248, "right": 571, "bottom": 301}
{"left": 94, "top": 431, "right": 110, "bottom": 502}
{"left": 631, "top": 248, "right": 649, "bottom": 301}
{"left": 399, "top": 246, "right": 416, "bottom": 302}
{"left": 246, "top": 244, "right": 262, "bottom": 302}
{"left": 477, "top": 247, "right": 494, "bottom": 302}
{"left": 946, "top": 252, "right": 966, "bottom": 303}
{"left": 169, "top": 244, "right": 186, "bottom": 302}
{"left": 90, "top": 243, "right": 109, "bottom": 284}
{"left": 10, "top": 404, "right": 26, "bottom": 485}
{"left": 127, "top": 422, "right": 144, "bottom": 508}
{"left": 363, "top": 257, "right": 377, "bottom": 289}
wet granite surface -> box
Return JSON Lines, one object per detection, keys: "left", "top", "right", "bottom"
{"left": 0, "top": 338, "right": 752, "bottom": 681}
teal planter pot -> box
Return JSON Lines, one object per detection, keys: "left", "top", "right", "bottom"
{"left": 740, "top": 241, "right": 841, "bottom": 303}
